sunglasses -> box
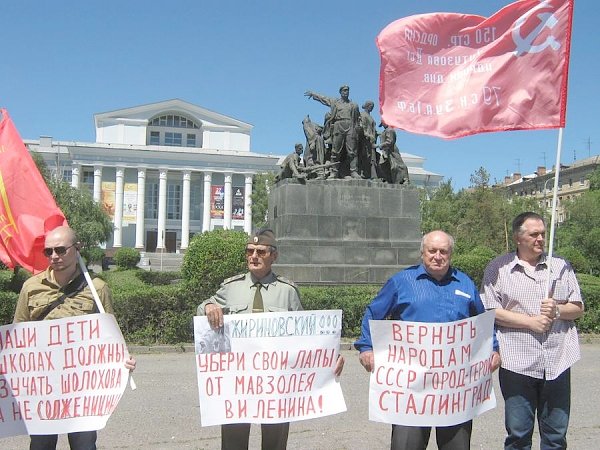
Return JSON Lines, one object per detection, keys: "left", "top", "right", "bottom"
{"left": 245, "top": 247, "right": 271, "bottom": 257}
{"left": 43, "top": 244, "right": 76, "bottom": 257}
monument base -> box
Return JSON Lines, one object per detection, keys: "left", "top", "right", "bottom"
{"left": 268, "top": 178, "right": 422, "bottom": 284}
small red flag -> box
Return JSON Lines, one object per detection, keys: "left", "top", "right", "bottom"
{"left": 0, "top": 109, "right": 67, "bottom": 273}
{"left": 377, "top": 0, "right": 573, "bottom": 139}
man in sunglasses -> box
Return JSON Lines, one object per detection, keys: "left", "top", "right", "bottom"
{"left": 14, "top": 225, "right": 135, "bottom": 450}
{"left": 198, "top": 228, "right": 343, "bottom": 449}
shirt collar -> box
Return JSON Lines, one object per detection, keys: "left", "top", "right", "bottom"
{"left": 510, "top": 252, "right": 547, "bottom": 271}
{"left": 416, "top": 264, "right": 457, "bottom": 282}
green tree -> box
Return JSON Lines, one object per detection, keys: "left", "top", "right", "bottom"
{"left": 251, "top": 172, "right": 275, "bottom": 229}
{"left": 421, "top": 167, "right": 541, "bottom": 256}
{"left": 421, "top": 180, "right": 461, "bottom": 235}
{"left": 32, "top": 152, "right": 113, "bottom": 256}
{"left": 587, "top": 167, "right": 600, "bottom": 191}
{"left": 47, "top": 178, "right": 113, "bottom": 253}
{"left": 557, "top": 189, "right": 600, "bottom": 275}
{"left": 181, "top": 229, "right": 248, "bottom": 299}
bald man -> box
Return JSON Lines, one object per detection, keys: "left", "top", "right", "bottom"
{"left": 14, "top": 225, "right": 135, "bottom": 450}
{"left": 355, "top": 230, "right": 500, "bottom": 450}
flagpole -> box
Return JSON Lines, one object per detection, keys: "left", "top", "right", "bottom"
{"left": 545, "top": 128, "right": 564, "bottom": 296}
{"left": 77, "top": 254, "right": 137, "bottom": 390}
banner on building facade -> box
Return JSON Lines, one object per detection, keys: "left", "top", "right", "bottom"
{"left": 368, "top": 310, "right": 496, "bottom": 426}
{"left": 100, "top": 182, "right": 138, "bottom": 223}
{"left": 210, "top": 186, "right": 225, "bottom": 219}
{"left": 194, "top": 310, "right": 347, "bottom": 426}
{"left": 0, "top": 314, "right": 131, "bottom": 437}
{"left": 232, "top": 186, "right": 245, "bottom": 220}
{"left": 101, "top": 182, "right": 115, "bottom": 219}
{"left": 122, "top": 183, "right": 138, "bottom": 224}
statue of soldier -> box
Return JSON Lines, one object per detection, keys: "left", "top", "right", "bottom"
{"left": 377, "top": 122, "right": 409, "bottom": 185}
{"left": 302, "top": 115, "right": 326, "bottom": 166}
{"left": 305, "top": 85, "right": 361, "bottom": 179}
{"left": 357, "top": 100, "right": 379, "bottom": 179}
{"left": 275, "top": 143, "right": 306, "bottom": 183}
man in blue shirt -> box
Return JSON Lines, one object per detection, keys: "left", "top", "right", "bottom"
{"left": 355, "top": 230, "right": 500, "bottom": 450}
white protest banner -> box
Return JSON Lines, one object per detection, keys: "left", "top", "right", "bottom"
{"left": 194, "top": 310, "right": 346, "bottom": 426}
{"left": 0, "top": 313, "right": 130, "bottom": 438}
{"left": 369, "top": 310, "right": 496, "bottom": 426}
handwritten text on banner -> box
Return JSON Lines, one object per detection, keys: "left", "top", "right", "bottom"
{"left": 369, "top": 310, "right": 496, "bottom": 426}
{"left": 194, "top": 310, "right": 346, "bottom": 426}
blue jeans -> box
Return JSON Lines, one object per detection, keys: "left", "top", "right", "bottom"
{"left": 499, "top": 368, "right": 570, "bottom": 450}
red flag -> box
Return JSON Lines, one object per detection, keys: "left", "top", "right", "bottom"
{"left": 0, "top": 109, "right": 67, "bottom": 273}
{"left": 377, "top": 0, "right": 573, "bottom": 139}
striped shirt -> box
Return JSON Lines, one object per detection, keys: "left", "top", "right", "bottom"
{"left": 481, "top": 252, "right": 582, "bottom": 380}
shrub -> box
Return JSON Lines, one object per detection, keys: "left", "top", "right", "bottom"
{"left": 113, "top": 248, "right": 141, "bottom": 270}
{"left": 103, "top": 269, "right": 195, "bottom": 344}
{"left": 299, "top": 285, "right": 379, "bottom": 337}
{"left": 557, "top": 247, "right": 591, "bottom": 275}
{"left": 452, "top": 254, "right": 491, "bottom": 287}
{"left": 0, "top": 291, "right": 18, "bottom": 325}
{"left": 0, "top": 270, "right": 12, "bottom": 292}
{"left": 181, "top": 229, "right": 247, "bottom": 300}
{"left": 135, "top": 270, "right": 181, "bottom": 286}
{"left": 82, "top": 246, "right": 105, "bottom": 266}
{"left": 576, "top": 274, "right": 600, "bottom": 333}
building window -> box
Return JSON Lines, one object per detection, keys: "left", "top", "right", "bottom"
{"left": 145, "top": 183, "right": 158, "bottom": 219}
{"left": 82, "top": 169, "right": 94, "bottom": 193}
{"left": 580, "top": 177, "right": 585, "bottom": 186}
{"left": 165, "top": 132, "right": 182, "bottom": 146}
{"left": 62, "top": 169, "right": 72, "bottom": 183}
{"left": 190, "top": 183, "right": 202, "bottom": 220}
{"left": 167, "top": 184, "right": 181, "bottom": 220}
{"left": 149, "top": 114, "right": 199, "bottom": 129}
{"left": 147, "top": 113, "right": 202, "bottom": 148}
{"left": 187, "top": 133, "right": 196, "bottom": 147}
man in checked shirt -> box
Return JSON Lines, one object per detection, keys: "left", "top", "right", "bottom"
{"left": 481, "top": 212, "right": 584, "bottom": 450}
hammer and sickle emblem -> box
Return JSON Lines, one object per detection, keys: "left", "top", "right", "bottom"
{"left": 512, "top": 0, "right": 561, "bottom": 57}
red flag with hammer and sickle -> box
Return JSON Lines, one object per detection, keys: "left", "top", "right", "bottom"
{"left": 0, "top": 109, "right": 67, "bottom": 273}
{"left": 377, "top": 0, "right": 574, "bottom": 139}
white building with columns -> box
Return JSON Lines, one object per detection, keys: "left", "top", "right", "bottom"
{"left": 25, "top": 99, "right": 443, "bottom": 253}
{"left": 27, "top": 99, "right": 282, "bottom": 253}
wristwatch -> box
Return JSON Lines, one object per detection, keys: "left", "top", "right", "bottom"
{"left": 555, "top": 305, "right": 561, "bottom": 320}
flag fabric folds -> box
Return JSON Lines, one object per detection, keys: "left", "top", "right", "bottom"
{"left": 0, "top": 109, "right": 66, "bottom": 273}
{"left": 377, "top": 0, "right": 574, "bottom": 139}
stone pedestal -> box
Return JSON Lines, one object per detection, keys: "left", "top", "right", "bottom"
{"left": 268, "top": 179, "right": 421, "bottom": 284}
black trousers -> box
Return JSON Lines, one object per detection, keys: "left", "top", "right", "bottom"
{"left": 221, "top": 422, "right": 289, "bottom": 450}
{"left": 30, "top": 431, "right": 97, "bottom": 450}
{"left": 391, "top": 421, "right": 472, "bottom": 450}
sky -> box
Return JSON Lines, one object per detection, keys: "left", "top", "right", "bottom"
{"left": 1, "top": 0, "right": 597, "bottom": 190}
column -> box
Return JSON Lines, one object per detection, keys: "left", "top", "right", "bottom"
{"left": 224, "top": 172, "right": 233, "bottom": 230}
{"left": 113, "top": 167, "right": 124, "bottom": 248}
{"left": 244, "top": 175, "right": 253, "bottom": 233}
{"left": 93, "top": 166, "right": 102, "bottom": 202}
{"left": 71, "top": 165, "right": 80, "bottom": 188}
{"left": 157, "top": 169, "right": 168, "bottom": 249}
{"left": 181, "top": 170, "right": 191, "bottom": 250}
{"left": 135, "top": 168, "right": 146, "bottom": 249}
{"left": 202, "top": 172, "right": 212, "bottom": 232}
